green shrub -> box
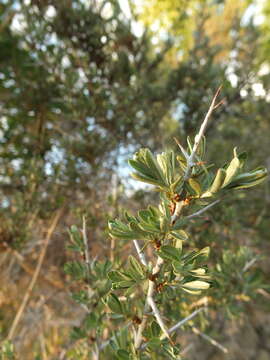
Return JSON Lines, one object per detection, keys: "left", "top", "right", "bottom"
{"left": 63, "top": 90, "right": 267, "bottom": 359}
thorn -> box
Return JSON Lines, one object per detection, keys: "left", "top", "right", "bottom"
{"left": 215, "top": 84, "right": 222, "bottom": 97}
{"left": 211, "top": 85, "right": 223, "bottom": 108}
{"left": 213, "top": 98, "right": 225, "bottom": 109}
{"left": 173, "top": 137, "right": 189, "bottom": 160}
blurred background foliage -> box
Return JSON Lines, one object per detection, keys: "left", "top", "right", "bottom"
{"left": 0, "top": 0, "right": 269, "bottom": 358}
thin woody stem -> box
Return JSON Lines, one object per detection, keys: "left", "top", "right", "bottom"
{"left": 186, "top": 200, "right": 220, "bottom": 219}
{"left": 192, "top": 326, "right": 228, "bottom": 354}
{"left": 133, "top": 240, "right": 148, "bottom": 267}
{"left": 82, "top": 216, "right": 93, "bottom": 303}
{"left": 168, "top": 307, "right": 205, "bottom": 335}
{"left": 184, "top": 86, "right": 222, "bottom": 181}
{"left": 134, "top": 310, "right": 148, "bottom": 349}
{"left": 172, "top": 87, "right": 222, "bottom": 225}
{"left": 135, "top": 256, "right": 171, "bottom": 349}
{"left": 243, "top": 257, "right": 257, "bottom": 273}
{"left": 135, "top": 88, "right": 223, "bottom": 350}
{"left": 7, "top": 209, "right": 63, "bottom": 340}
{"left": 142, "top": 307, "right": 206, "bottom": 349}
{"left": 146, "top": 257, "right": 171, "bottom": 342}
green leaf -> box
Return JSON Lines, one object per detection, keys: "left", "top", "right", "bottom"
{"left": 108, "top": 270, "right": 130, "bottom": 283}
{"left": 170, "top": 230, "right": 188, "bottom": 241}
{"left": 130, "top": 172, "right": 164, "bottom": 188}
{"left": 182, "top": 247, "right": 210, "bottom": 264}
{"left": 68, "top": 225, "right": 83, "bottom": 252}
{"left": 137, "top": 209, "right": 161, "bottom": 233}
{"left": 116, "top": 349, "right": 130, "bottom": 360}
{"left": 146, "top": 337, "right": 162, "bottom": 351}
{"left": 172, "top": 261, "right": 183, "bottom": 274}
{"left": 112, "top": 280, "right": 135, "bottom": 290}
{"left": 124, "top": 211, "right": 136, "bottom": 222}
{"left": 64, "top": 261, "right": 86, "bottom": 280}
{"left": 70, "top": 326, "right": 86, "bottom": 340}
{"left": 159, "top": 245, "right": 182, "bottom": 262}
{"left": 106, "top": 294, "right": 124, "bottom": 314}
{"left": 174, "top": 238, "right": 183, "bottom": 250}
{"left": 172, "top": 217, "right": 188, "bottom": 231}
{"left": 181, "top": 288, "right": 202, "bottom": 295}
{"left": 70, "top": 225, "right": 79, "bottom": 233}
{"left": 72, "top": 290, "right": 89, "bottom": 305}
{"left": 230, "top": 177, "right": 266, "bottom": 189}
{"left": 108, "top": 219, "right": 145, "bottom": 240}
{"left": 129, "top": 159, "right": 154, "bottom": 179}
{"left": 84, "top": 313, "right": 98, "bottom": 330}
{"left": 225, "top": 167, "right": 267, "bottom": 190}
{"left": 198, "top": 246, "right": 210, "bottom": 259}
{"left": 130, "top": 148, "right": 168, "bottom": 188}
{"left": 102, "top": 260, "right": 112, "bottom": 277}
{"left": 208, "top": 168, "right": 226, "bottom": 194}
{"left": 138, "top": 209, "right": 151, "bottom": 222}
{"left": 188, "top": 178, "right": 202, "bottom": 196}
{"left": 0, "top": 341, "right": 15, "bottom": 359}
{"left": 157, "top": 150, "right": 175, "bottom": 186}
{"left": 151, "top": 321, "right": 161, "bottom": 337}
{"left": 170, "top": 174, "right": 184, "bottom": 193}
{"left": 190, "top": 268, "right": 207, "bottom": 276}
{"left": 129, "top": 221, "right": 151, "bottom": 238}
{"left": 137, "top": 221, "right": 160, "bottom": 233}
{"left": 198, "top": 135, "right": 206, "bottom": 159}
{"left": 187, "top": 136, "right": 193, "bottom": 153}
{"left": 222, "top": 149, "right": 244, "bottom": 187}
{"left": 148, "top": 205, "right": 160, "bottom": 217}
{"left": 145, "top": 149, "right": 168, "bottom": 186}
{"left": 128, "top": 255, "right": 145, "bottom": 280}
{"left": 182, "top": 280, "right": 210, "bottom": 291}
{"left": 159, "top": 216, "right": 170, "bottom": 233}
{"left": 159, "top": 200, "right": 171, "bottom": 222}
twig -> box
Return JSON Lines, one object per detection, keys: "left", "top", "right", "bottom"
{"left": 93, "top": 343, "right": 100, "bottom": 360}
{"left": 172, "top": 87, "right": 222, "bottom": 226}
{"left": 243, "top": 257, "right": 257, "bottom": 273}
{"left": 82, "top": 216, "right": 91, "bottom": 271}
{"left": 174, "top": 137, "right": 189, "bottom": 160}
{"left": 148, "top": 294, "right": 172, "bottom": 343}
{"left": 134, "top": 310, "right": 148, "bottom": 349}
{"left": 256, "top": 288, "right": 270, "bottom": 299}
{"left": 184, "top": 86, "right": 222, "bottom": 181}
{"left": 192, "top": 326, "right": 228, "bottom": 354}
{"left": 167, "top": 307, "right": 205, "bottom": 335}
{"left": 142, "top": 307, "right": 205, "bottom": 349}
{"left": 133, "top": 240, "right": 148, "bottom": 266}
{"left": 186, "top": 200, "right": 220, "bottom": 219}
{"left": 135, "top": 88, "right": 223, "bottom": 350}
{"left": 7, "top": 209, "right": 63, "bottom": 340}
{"left": 135, "top": 256, "right": 170, "bottom": 348}
{"left": 81, "top": 217, "right": 98, "bottom": 337}
{"left": 82, "top": 216, "right": 94, "bottom": 309}
{"left": 180, "top": 343, "right": 194, "bottom": 356}
{"left": 12, "top": 249, "right": 64, "bottom": 289}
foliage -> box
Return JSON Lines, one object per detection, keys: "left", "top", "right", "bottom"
{"left": 0, "top": 0, "right": 270, "bottom": 358}
{"left": 135, "top": 0, "right": 250, "bottom": 60}
{"left": 0, "top": 341, "right": 15, "bottom": 360}
{"left": 64, "top": 99, "right": 267, "bottom": 358}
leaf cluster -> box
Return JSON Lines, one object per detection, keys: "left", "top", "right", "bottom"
{"left": 106, "top": 131, "right": 267, "bottom": 357}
